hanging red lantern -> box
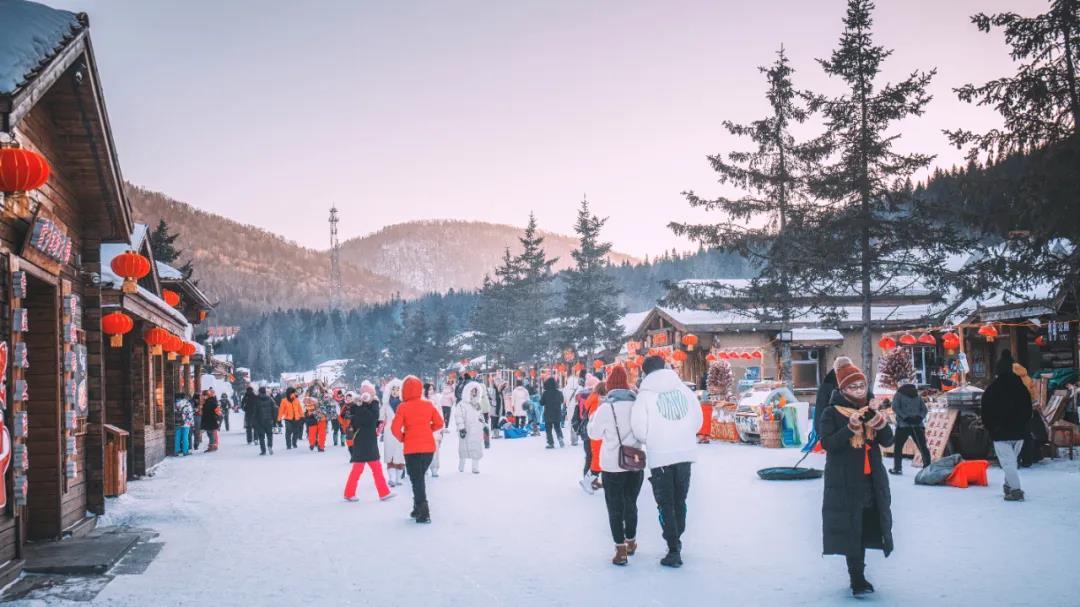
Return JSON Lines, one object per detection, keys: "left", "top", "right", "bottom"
{"left": 563, "top": 349, "right": 575, "bottom": 362}
{"left": 878, "top": 336, "right": 897, "bottom": 350}
{"left": 917, "top": 333, "right": 937, "bottom": 346}
{"left": 978, "top": 323, "right": 999, "bottom": 342}
{"left": 179, "top": 341, "right": 197, "bottom": 364}
{"left": 529, "top": 369, "right": 537, "bottom": 379}
{"left": 514, "top": 370, "right": 524, "bottom": 379}
{"left": 573, "top": 362, "right": 584, "bottom": 374}
{"left": 163, "top": 333, "right": 184, "bottom": 361}
{"left": 672, "top": 350, "right": 688, "bottom": 363}
{"left": 740, "top": 352, "right": 753, "bottom": 360}
{"left": 681, "top": 334, "right": 698, "bottom": 351}
{"left": 111, "top": 250, "right": 151, "bottom": 294}
{"left": 941, "top": 332, "right": 960, "bottom": 350}
{"left": 706, "top": 353, "right": 717, "bottom": 363}
{"left": 161, "top": 289, "right": 181, "bottom": 307}
{"left": 652, "top": 333, "right": 668, "bottom": 346}
{"left": 626, "top": 341, "right": 641, "bottom": 355}
{"left": 198, "top": 309, "right": 208, "bottom": 322}
{"left": 593, "top": 359, "right": 604, "bottom": 371}
{"left": 0, "top": 146, "right": 51, "bottom": 193}
{"left": 1034, "top": 335, "right": 1046, "bottom": 347}
{"left": 899, "top": 332, "right": 918, "bottom": 346}
{"left": 101, "top": 311, "right": 134, "bottom": 347}
{"left": 555, "top": 363, "right": 567, "bottom": 374}
{"left": 751, "top": 350, "right": 763, "bottom": 359}
{"left": 144, "top": 327, "right": 170, "bottom": 355}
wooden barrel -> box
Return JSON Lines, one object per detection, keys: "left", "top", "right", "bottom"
{"left": 760, "top": 419, "right": 782, "bottom": 448}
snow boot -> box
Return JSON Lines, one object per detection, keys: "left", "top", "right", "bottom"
{"left": 850, "top": 574, "right": 875, "bottom": 596}
{"left": 410, "top": 502, "right": 419, "bottom": 519}
{"left": 546, "top": 444, "right": 555, "bottom": 449}
{"left": 344, "top": 496, "right": 359, "bottom": 502}
{"left": 459, "top": 460, "right": 465, "bottom": 472}
{"left": 660, "top": 549, "right": 683, "bottom": 568}
{"left": 612, "top": 544, "right": 629, "bottom": 566}
{"left": 626, "top": 538, "right": 638, "bottom": 556}
{"left": 472, "top": 459, "right": 480, "bottom": 474}
{"left": 380, "top": 492, "right": 396, "bottom": 501}
{"left": 888, "top": 468, "right": 902, "bottom": 475}
{"left": 1003, "top": 484, "right": 1012, "bottom": 496}
{"left": 415, "top": 502, "right": 431, "bottom": 524}
{"left": 1005, "top": 488, "right": 1025, "bottom": 502}
{"left": 269, "top": 448, "right": 274, "bottom": 455}
{"left": 592, "top": 476, "right": 603, "bottom": 491}
{"left": 579, "top": 474, "right": 596, "bottom": 495}
{"left": 558, "top": 438, "right": 565, "bottom": 448}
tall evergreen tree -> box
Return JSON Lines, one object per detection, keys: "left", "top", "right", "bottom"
{"left": 506, "top": 213, "right": 558, "bottom": 364}
{"left": 803, "top": 0, "right": 962, "bottom": 371}
{"left": 147, "top": 219, "right": 194, "bottom": 277}
{"left": 670, "top": 46, "right": 822, "bottom": 385}
{"left": 559, "top": 199, "right": 625, "bottom": 358}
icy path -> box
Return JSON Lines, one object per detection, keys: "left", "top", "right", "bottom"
{"left": 88, "top": 425, "right": 1080, "bottom": 607}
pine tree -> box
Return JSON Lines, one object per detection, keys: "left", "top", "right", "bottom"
{"left": 670, "top": 46, "right": 823, "bottom": 385}
{"left": 147, "top": 219, "right": 194, "bottom": 277}
{"left": 400, "top": 305, "right": 431, "bottom": 376}
{"left": 507, "top": 213, "right": 558, "bottom": 364}
{"left": 559, "top": 198, "right": 625, "bottom": 358}
{"left": 802, "top": 0, "right": 963, "bottom": 371}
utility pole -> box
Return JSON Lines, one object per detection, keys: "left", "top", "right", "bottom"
{"left": 328, "top": 206, "right": 342, "bottom": 310}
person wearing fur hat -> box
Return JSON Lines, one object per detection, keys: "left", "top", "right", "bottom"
{"left": 819, "top": 356, "right": 895, "bottom": 597}
{"left": 390, "top": 376, "right": 445, "bottom": 524}
{"left": 588, "top": 366, "right": 644, "bottom": 566}
{"left": 344, "top": 383, "right": 394, "bottom": 502}
{"left": 455, "top": 382, "right": 487, "bottom": 473}
{"left": 380, "top": 380, "right": 407, "bottom": 486}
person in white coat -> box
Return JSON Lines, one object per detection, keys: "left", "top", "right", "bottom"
{"left": 424, "top": 383, "right": 447, "bottom": 478}
{"left": 563, "top": 375, "right": 581, "bottom": 446}
{"left": 630, "top": 356, "right": 702, "bottom": 569}
{"left": 588, "top": 365, "right": 644, "bottom": 566}
{"left": 511, "top": 383, "right": 530, "bottom": 429}
{"left": 455, "top": 382, "right": 487, "bottom": 473}
{"left": 462, "top": 379, "right": 492, "bottom": 446}
{"left": 380, "top": 379, "right": 407, "bottom": 486}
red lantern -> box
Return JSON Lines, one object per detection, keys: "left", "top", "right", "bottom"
{"left": 626, "top": 341, "right": 641, "bottom": 355}
{"left": 529, "top": 369, "right": 537, "bottom": 379}
{"left": 1034, "top": 335, "right": 1046, "bottom": 347}
{"left": 705, "top": 353, "right": 717, "bottom": 363}
{"left": 0, "top": 146, "right": 50, "bottom": 193}
{"left": 593, "top": 359, "right": 604, "bottom": 371}
{"left": 162, "top": 289, "right": 181, "bottom": 307}
{"left": 144, "top": 327, "right": 170, "bottom": 355}
{"left": 555, "top": 363, "right": 567, "bottom": 374}
{"left": 198, "top": 309, "right": 208, "bottom": 322}
{"left": 563, "top": 349, "right": 575, "bottom": 362}
{"left": 899, "top": 332, "right": 917, "bottom": 346}
{"left": 681, "top": 334, "right": 698, "bottom": 351}
{"left": 751, "top": 350, "right": 763, "bottom": 359}
{"left": 672, "top": 350, "right": 688, "bottom": 363}
{"left": 740, "top": 352, "right": 753, "bottom": 360}
{"left": 917, "top": 333, "right": 937, "bottom": 346}
{"left": 878, "top": 336, "right": 897, "bottom": 350}
{"left": 573, "top": 362, "right": 584, "bottom": 374}
{"left": 163, "top": 333, "right": 184, "bottom": 360}
{"left": 111, "top": 250, "right": 151, "bottom": 294}
{"left": 514, "top": 370, "right": 524, "bottom": 379}
{"left": 101, "top": 311, "right": 134, "bottom": 347}
{"left": 652, "top": 333, "right": 668, "bottom": 346}
{"left": 942, "top": 332, "right": 960, "bottom": 351}
{"left": 179, "top": 341, "right": 197, "bottom": 364}
{"left": 978, "top": 323, "right": 999, "bottom": 342}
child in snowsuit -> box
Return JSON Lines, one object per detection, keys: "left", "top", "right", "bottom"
{"left": 455, "top": 383, "right": 487, "bottom": 474}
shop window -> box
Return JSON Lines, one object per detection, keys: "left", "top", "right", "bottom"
{"left": 153, "top": 356, "right": 165, "bottom": 426}
{"left": 910, "top": 346, "right": 939, "bottom": 386}
{"left": 791, "top": 349, "right": 821, "bottom": 390}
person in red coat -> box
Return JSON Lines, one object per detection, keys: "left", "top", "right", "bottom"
{"left": 390, "top": 376, "right": 445, "bottom": 523}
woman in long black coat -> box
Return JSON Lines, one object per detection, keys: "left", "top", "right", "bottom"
{"left": 819, "top": 357, "right": 894, "bottom": 597}
{"left": 201, "top": 394, "right": 221, "bottom": 452}
{"left": 540, "top": 377, "right": 565, "bottom": 448}
{"left": 343, "top": 391, "right": 393, "bottom": 501}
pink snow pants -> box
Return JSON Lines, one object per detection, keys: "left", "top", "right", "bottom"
{"left": 344, "top": 461, "right": 390, "bottom": 499}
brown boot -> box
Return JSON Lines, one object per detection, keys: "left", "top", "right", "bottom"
{"left": 625, "top": 538, "right": 637, "bottom": 556}
{"left": 612, "top": 544, "right": 628, "bottom": 566}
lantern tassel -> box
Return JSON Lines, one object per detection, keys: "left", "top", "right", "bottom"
{"left": 110, "top": 334, "right": 123, "bottom": 348}
{"left": 122, "top": 277, "right": 138, "bottom": 294}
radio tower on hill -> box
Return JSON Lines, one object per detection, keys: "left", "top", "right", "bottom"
{"left": 328, "top": 206, "right": 342, "bottom": 310}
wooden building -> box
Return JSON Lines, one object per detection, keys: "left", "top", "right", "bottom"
{"left": 0, "top": 4, "right": 129, "bottom": 584}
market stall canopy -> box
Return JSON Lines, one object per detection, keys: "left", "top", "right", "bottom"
{"left": 789, "top": 328, "right": 844, "bottom": 345}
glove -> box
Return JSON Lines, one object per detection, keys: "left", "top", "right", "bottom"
{"left": 459, "top": 430, "right": 467, "bottom": 439}
{"left": 869, "top": 412, "right": 888, "bottom": 431}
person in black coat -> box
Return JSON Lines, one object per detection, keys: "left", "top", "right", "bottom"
{"left": 343, "top": 388, "right": 393, "bottom": 501}
{"left": 819, "top": 357, "right": 894, "bottom": 597}
{"left": 813, "top": 369, "right": 838, "bottom": 436}
{"left": 980, "top": 351, "right": 1033, "bottom": 501}
{"left": 541, "top": 377, "right": 566, "bottom": 449}
{"left": 253, "top": 388, "right": 277, "bottom": 455}
{"left": 241, "top": 387, "right": 257, "bottom": 445}
{"left": 201, "top": 390, "right": 222, "bottom": 452}
{"left": 889, "top": 381, "right": 931, "bottom": 474}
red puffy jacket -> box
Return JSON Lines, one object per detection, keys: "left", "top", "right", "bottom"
{"left": 390, "top": 376, "right": 444, "bottom": 454}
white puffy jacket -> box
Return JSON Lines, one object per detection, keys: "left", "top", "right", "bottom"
{"left": 630, "top": 369, "right": 701, "bottom": 469}
{"left": 510, "top": 386, "right": 530, "bottom": 417}
{"left": 454, "top": 399, "right": 486, "bottom": 460}
{"left": 587, "top": 389, "right": 642, "bottom": 473}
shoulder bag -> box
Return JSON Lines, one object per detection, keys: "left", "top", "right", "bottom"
{"left": 611, "top": 402, "right": 646, "bottom": 471}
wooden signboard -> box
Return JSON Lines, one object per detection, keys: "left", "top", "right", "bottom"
{"left": 913, "top": 408, "right": 959, "bottom": 467}
{"left": 1043, "top": 390, "right": 1068, "bottom": 429}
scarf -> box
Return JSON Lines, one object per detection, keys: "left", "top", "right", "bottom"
{"left": 833, "top": 405, "right": 876, "bottom": 475}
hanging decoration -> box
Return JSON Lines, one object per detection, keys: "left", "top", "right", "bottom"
{"left": 751, "top": 350, "right": 763, "bottom": 359}
{"left": 144, "top": 327, "right": 171, "bottom": 356}
{"left": 13, "top": 342, "right": 27, "bottom": 369}
{"left": 878, "top": 336, "right": 897, "bottom": 350}
{"left": 0, "top": 146, "right": 51, "bottom": 192}
{"left": 179, "top": 341, "right": 197, "bottom": 364}
{"left": 977, "top": 323, "right": 999, "bottom": 342}
{"left": 0, "top": 343, "right": 6, "bottom": 411}
{"left": 163, "top": 333, "right": 184, "bottom": 361}
{"left": 1034, "top": 335, "right": 1046, "bottom": 347}
{"left": 198, "top": 309, "right": 208, "bottom": 322}
{"left": 899, "top": 332, "right": 918, "bottom": 346}
{"left": 110, "top": 250, "right": 151, "bottom": 294}
{"left": 672, "top": 350, "right": 688, "bottom": 363}
{"left": 12, "top": 308, "right": 27, "bottom": 332}
{"left": 572, "top": 362, "right": 584, "bottom": 374}
{"left": 11, "top": 271, "right": 26, "bottom": 299}
{"left": 13, "top": 379, "right": 27, "bottom": 402}
{"left": 917, "top": 333, "right": 937, "bottom": 346}
{"left": 592, "top": 359, "right": 604, "bottom": 371}
{"left": 563, "top": 349, "right": 575, "bottom": 362}
{"left": 705, "top": 352, "right": 717, "bottom": 363}
{"left": 941, "top": 332, "right": 960, "bottom": 352}
{"left": 681, "top": 334, "right": 698, "bottom": 351}
{"left": 102, "top": 311, "right": 134, "bottom": 347}
{"left": 161, "top": 289, "right": 181, "bottom": 307}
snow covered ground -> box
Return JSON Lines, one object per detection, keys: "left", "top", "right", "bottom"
{"left": 61, "top": 425, "right": 1080, "bottom": 606}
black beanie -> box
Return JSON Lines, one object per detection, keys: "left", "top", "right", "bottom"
{"left": 642, "top": 356, "right": 666, "bottom": 376}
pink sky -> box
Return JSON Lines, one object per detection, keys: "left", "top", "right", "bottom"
{"left": 47, "top": 0, "right": 1039, "bottom": 257}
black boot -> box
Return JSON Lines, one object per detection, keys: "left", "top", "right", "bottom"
{"left": 848, "top": 559, "right": 874, "bottom": 596}
{"left": 660, "top": 544, "right": 682, "bottom": 568}
{"left": 410, "top": 501, "right": 419, "bottom": 519}
{"left": 415, "top": 501, "right": 431, "bottom": 524}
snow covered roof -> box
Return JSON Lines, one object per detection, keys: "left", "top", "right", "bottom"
{"left": 790, "top": 328, "right": 844, "bottom": 343}
{"left": 100, "top": 239, "right": 189, "bottom": 328}
{"left": 619, "top": 311, "right": 651, "bottom": 338}
{"left": 650, "top": 301, "right": 948, "bottom": 333}
{"left": 675, "top": 277, "right": 935, "bottom": 300}
{"left": 212, "top": 353, "right": 233, "bottom": 364}
{"left": 316, "top": 359, "right": 351, "bottom": 370}
{"left": 156, "top": 261, "right": 183, "bottom": 280}
{"left": 0, "top": 1, "right": 85, "bottom": 95}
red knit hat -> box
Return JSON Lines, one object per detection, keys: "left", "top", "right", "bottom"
{"left": 833, "top": 356, "right": 866, "bottom": 390}
{"left": 605, "top": 365, "right": 629, "bottom": 390}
